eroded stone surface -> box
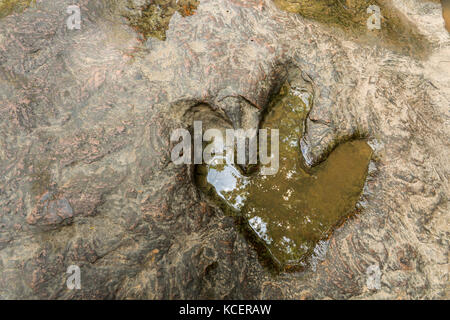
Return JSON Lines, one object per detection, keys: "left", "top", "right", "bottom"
{"left": 0, "top": 0, "right": 448, "bottom": 299}
{"left": 274, "top": 0, "right": 432, "bottom": 59}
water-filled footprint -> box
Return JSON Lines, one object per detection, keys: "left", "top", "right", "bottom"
{"left": 196, "top": 81, "right": 372, "bottom": 270}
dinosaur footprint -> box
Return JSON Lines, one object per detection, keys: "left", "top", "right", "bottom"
{"left": 196, "top": 81, "right": 372, "bottom": 270}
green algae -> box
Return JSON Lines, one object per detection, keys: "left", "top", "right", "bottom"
{"left": 124, "top": 0, "right": 199, "bottom": 41}
{"left": 273, "top": 0, "right": 431, "bottom": 59}
{"left": 0, "top": 0, "right": 34, "bottom": 19}
{"left": 196, "top": 81, "right": 372, "bottom": 270}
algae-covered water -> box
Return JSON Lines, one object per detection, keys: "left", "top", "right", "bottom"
{"left": 196, "top": 82, "right": 372, "bottom": 270}
{"left": 274, "top": 0, "right": 431, "bottom": 59}
{"left": 0, "top": 0, "right": 34, "bottom": 19}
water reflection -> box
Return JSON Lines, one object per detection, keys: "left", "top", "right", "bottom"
{"left": 204, "top": 156, "right": 249, "bottom": 210}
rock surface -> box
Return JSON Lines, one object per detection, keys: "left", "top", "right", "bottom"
{"left": 0, "top": 0, "right": 448, "bottom": 299}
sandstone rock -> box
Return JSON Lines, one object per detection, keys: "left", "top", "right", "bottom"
{"left": 0, "top": 0, "right": 448, "bottom": 299}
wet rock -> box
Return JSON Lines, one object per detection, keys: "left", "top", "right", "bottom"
{"left": 124, "top": 0, "right": 200, "bottom": 40}
{"left": 0, "top": 0, "right": 448, "bottom": 299}
{"left": 26, "top": 192, "right": 74, "bottom": 228}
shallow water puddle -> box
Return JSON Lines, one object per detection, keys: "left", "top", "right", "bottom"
{"left": 273, "top": 0, "right": 431, "bottom": 59}
{"left": 196, "top": 82, "right": 372, "bottom": 270}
